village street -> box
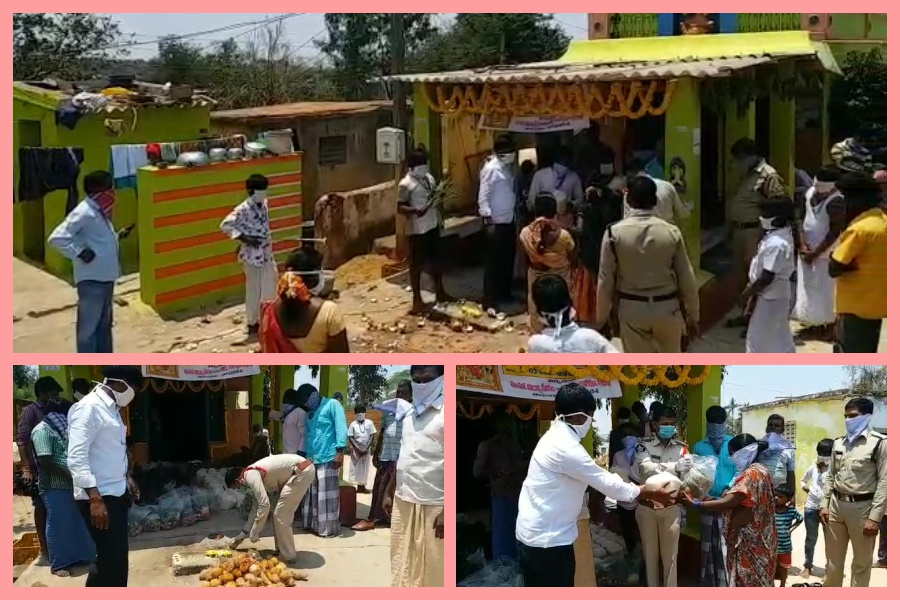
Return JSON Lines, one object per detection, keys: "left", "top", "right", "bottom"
{"left": 13, "top": 256, "right": 840, "bottom": 354}
{"left": 14, "top": 456, "right": 389, "bottom": 587}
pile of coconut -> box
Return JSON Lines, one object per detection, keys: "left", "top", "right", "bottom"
{"left": 197, "top": 553, "right": 307, "bottom": 587}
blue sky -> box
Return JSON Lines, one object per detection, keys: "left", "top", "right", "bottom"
{"left": 108, "top": 13, "right": 590, "bottom": 60}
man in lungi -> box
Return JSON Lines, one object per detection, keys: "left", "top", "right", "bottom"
{"left": 693, "top": 405, "right": 735, "bottom": 586}
{"left": 384, "top": 366, "right": 445, "bottom": 587}
{"left": 348, "top": 404, "right": 376, "bottom": 493}
{"left": 352, "top": 380, "right": 410, "bottom": 532}
{"left": 227, "top": 454, "right": 315, "bottom": 563}
{"left": 298, "top": 384, "right": 347, "bottom": 537}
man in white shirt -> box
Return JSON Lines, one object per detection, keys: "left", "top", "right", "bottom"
{"left": 478, "top": 135, "right": 519, "bottom": 315}
{"left": 516, "top": 383, "right": 677, "bottom": 587}
{"left": 527, "top": 273, "right": 617, "bottom": 353}
{"left": 384, "top": 366, "right": 444, "bottom": 587}
{"left": 759, "top": 413, "right": 797, "bottom": 489}
{"left": 740, "top": 198, "right": 797, "bottom": 353}
{"left": 528, "top": 146, "right": 584, "bottom": 226}
{"left": 623, "top": 157, "right": 691, "bottom": 225}
{"left": 800, "top": 438, "right": 833, "bottom": 578}
{"left": 348, "top": 404, "right": 377, "bottom": 493}
{"left": 276, "top": 389, "right": 307, "bottom": 458}
{"left": 67, "top": 366, "right": 143, "bottom": 587}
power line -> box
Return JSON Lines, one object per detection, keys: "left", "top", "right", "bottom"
{"left": 109, "top": 14, "right": 304, "bottom": 50}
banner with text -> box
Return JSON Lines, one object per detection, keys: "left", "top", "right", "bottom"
{"left": 479, "top": 114, "right": 590, "bottom": 134}
{"left": 141, "top": 366, "right": 261, "bottom": 381}
{"left": 457, "top": 365, "right": 622, "bottom": 401}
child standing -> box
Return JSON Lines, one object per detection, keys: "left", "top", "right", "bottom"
{"left": 774, "top": 484, "right": 804, "bottom": 586}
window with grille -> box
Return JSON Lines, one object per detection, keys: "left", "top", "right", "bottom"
{"left": 784, "top": 420, "right": 798, "bottom": 445}
{"left": 318, "top": 135, "right": 348, "bottom": 166}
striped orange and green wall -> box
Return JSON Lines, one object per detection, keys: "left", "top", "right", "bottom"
{"left": 137, "top": 154, "right": 304, "bottom": 314}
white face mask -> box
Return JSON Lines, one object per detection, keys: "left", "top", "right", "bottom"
{"left": 412, "top": 375, "right": 444, "bottom": 412}
{"left": 498, "top": 153, "right": 516, "bottom": 165}
{"left": 759, "top": 216, "right": 779, "bottom": 230}
{"left": 814, "top": 180, "right": 837, "bottom": 195}
{"left": 818, "top": 456, "right": 831, "bottom": 467}
{"left": 411, "top": 165, "right": 430, "bottom": 178}
{"left": 540, "top": 307, "right": 573, "bottom": 338}
{"left": 558, "top": 412, "right": 593, "bottom": 440}
{"left": 608, "top": 175, "right": 627, "bottom": 193}
{"left": 103, "top": 378, "right": 135, "bottom": 407}
{"left": 251, "top": 190, "right": 267, "bottom": 203}
{"left": 73, "top": 392, "right": 85, "bottom": 401}
{"left": 356, "top": 413, "right": 366, "bottom": 423}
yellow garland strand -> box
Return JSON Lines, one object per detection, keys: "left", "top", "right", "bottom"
{"left": 457, "top": 402, "right": 494, "bottom": 420}
{"left": 423, "top": 80, "right": 677, "bottom": 120}
{"left": 504, "top": 366, "right": 713, "bottom": 388}
{"left": 507, "top": 403, "right": 540, "bottom": 421}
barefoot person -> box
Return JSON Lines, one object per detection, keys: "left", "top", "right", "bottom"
{"left": 227, "top": 454, "right": 315, "bottom": 563}
{"left": 398, "top": 146, "right": 450, "bottom": 314}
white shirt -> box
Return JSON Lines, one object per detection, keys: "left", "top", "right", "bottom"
{"left": 528, "top": 166, "right": 584, "bottom": 209}
{"left": 348, "top": 418, "right": 377, "bottom": 450}
{"left": 282, "top": 406, "right": 307, "bottom": 455}
{"left": 516, "top": 420, "right": 640, "bottom": 548}
{"left": 67, "top": 387, "right": 129, "bottom": 501}
{"left": 750, "top": 228, "right": 795, "bottom": 300}
{"left": 398, "top": 172, "right": 440, "bottom": 236}
{"left": 610, "top": 450, "right": 642, "bottom": 510}
{"left": 801, "top": 464, "right": 828, "bottom": 511}
{"left": 527, "top": 324, "right": 619, "bottom": 353}
{"left": 477, "top": 156, "right": 517, "bottom": 225}
{"left": 623, "top": 176, "right": 690, "bottom": 224}
{"left": 395, "top": 397, "right": 444, "bottom": 505}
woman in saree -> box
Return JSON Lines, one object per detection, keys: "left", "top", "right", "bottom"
{"left": 681, "top": 433, "right": 778, "bottom": 587}
{"left": 519, "top": 193, "right": 576, "bottom": 332}
{"left": 259, "top": 265, "right": 350, "bottom": 353}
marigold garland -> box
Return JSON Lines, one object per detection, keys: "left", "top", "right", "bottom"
{"left": 423, "top": 80, "right": 677, "bottom": 120}
{"left": 457, "top": 402, "right": 494, "bottom": 420}
{"left": 506, "top": 403, "right": 540, "bottom": 420}
{"left": 506, "top": 366, "right": 713, "bottom": 388}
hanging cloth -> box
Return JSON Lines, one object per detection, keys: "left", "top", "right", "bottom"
{"left": 17, "top": 147, "right": 85, "bottom": 214}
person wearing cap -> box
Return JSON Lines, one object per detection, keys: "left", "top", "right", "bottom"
{"left": 793, "top": 165, "right": 845, "bottom": 339}
{"left": 829, "top": 172, "right": 887, "bottom": 353}
{"left": 727, "top": 138, "right": 787, "bottom": 333}
{"left": 226, "top": 454, "right": 315, "bottom": 563}
{"left": 478, "top": 135, "right": 519, "bottom": 317}
{"left": 16, "top": 376, "right": 65, "bottom": 567}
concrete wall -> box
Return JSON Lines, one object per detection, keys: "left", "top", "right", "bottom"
{"left": 136, "top": 154, "right": 303, "bottom": 315}
{"left": 742, "top": 395, "right": 887, "bottom": 508}
{"left": 13, "top": 92, "right": 211, "bottom": 278}
{"left": 212, "top": 111, "right": 394, "bottom": 219}
{"left": 314, "top": 181, "right": 396, "bottom": 269}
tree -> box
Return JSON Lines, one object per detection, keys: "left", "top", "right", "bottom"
{"left": 409, "top": 14, "right": 570, "bottom": 73}
{"left": 349, "top": 366, "right": 388, "bottom": 407}
{"left": 13, "top": 366, "right": 37, "bottom": 390}
{"left": 724, "top": 397, "right": 746, "bottom": 436}
{"left": 316, "top": 13, "right": 437, "bottom": 99}
{"left": 13, "top": 13, "right": 127, "bottom": 81}
{"left": 829, "top": 49, "right": 887, "bottom": 146}
{"left": 384, "top": 368, "right": 412, "bottom": 396}
{"left": 843, "top": 365, "right": 887, "bottom": 396}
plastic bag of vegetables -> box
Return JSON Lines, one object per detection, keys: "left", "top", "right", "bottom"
{"left": 191, "top": 487, "right": 212, "bottom": 521}
{"left": 681, "top": 455, "right": 719, "bottom": 499}
{"left": 127, "top": 505, "right": 150, "bottom": 537}
{"left": 142, "top": 505, "right": 162, "bottom": 533}
{"left": 158, "top": 491, "right": 183, "bottom": 530}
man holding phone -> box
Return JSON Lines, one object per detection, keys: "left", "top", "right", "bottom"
{"left": 49, "top": 170, "right": 131, "bottom": 353}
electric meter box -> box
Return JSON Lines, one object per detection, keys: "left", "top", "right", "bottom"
{"left": 376, "top": 127, "right": 407, "bottom": 165}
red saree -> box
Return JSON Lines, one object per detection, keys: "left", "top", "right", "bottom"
{"left": 259, "top": 300, "right": 298, "bottom": 353}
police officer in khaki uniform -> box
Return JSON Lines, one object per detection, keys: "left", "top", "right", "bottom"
{"left": 634, "top": 404, "right": 692, "bottom": 587}
{"left": 596, "top": 176, "right": 700, "bottom": 352}
{"left": 820, "top": 397, "right": 887, "bottom": 587}
{"left": 728, "top": 138, "right": 788, "bottom": 328}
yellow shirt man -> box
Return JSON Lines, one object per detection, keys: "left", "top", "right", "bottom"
{"left": 832, "top": 208, "right": 887, "bottom": 320}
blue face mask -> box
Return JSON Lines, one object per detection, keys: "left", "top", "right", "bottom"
{"left": 845, "top": 414, "right": 872, "bottom": 445}
{"left": 306, "top": 392, "right": 321, "bottom": 411}
{"left": 658, "top": 425, "right": 676, "bottom": 440}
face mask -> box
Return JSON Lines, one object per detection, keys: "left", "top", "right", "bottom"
{"left": 559, "top": 412, "right": 592, "bottom": 440}
{"left": 73, "top": 392, "right": 85, "bottom": 401}
{"left": 599, "top": 163, "right": 615, "bottom": 176}
{"left": 736, "top": 156, "right": 758, "bottom": 173}
{"left": 356, "top": 413, "right": 365, "bottom": 423}
{"left": 251, "top": 190, "right": 267, "bottom": 203}
{"left": 618, "top": 419, "right": 630, "bottom": 425}
{"left": 552, "top": 163, "right": 568, "bottom": 176}
{"left": 845, "top": 414, "right": 872, "bottom": 445}
{"left": 608, "top": 175, "right": 627, "bottom": 193}
{"left": 413, "top": 376, "right": 444, "bottom": 413}
{"left": 540, "top": 307, "right": 573, "bottom": 338}
{"left": 498, "top": 153, "right": 516, "bottom": 165}
{"left": 92, "top": 190, "right": 117, "bottom": 218}
{"left": 657, "top": 425, "right": 676, "bottom": 441}
{"left": 290, "top": 270, "right": 325, "bottom": 296}
{"left": 731, "top": 443, "right": 758, "bottom": 474}
{"left": 306, "top": 392, "right": 321, "bottom": 411}
{"left": 411, "top": 165, "right": 430, "bottom": 178}
{"left": 759, "top": 216, "right": 779, "bottom": 230}
{"left": 103, "top": 378, "right": 135, "bottom": 408}
{"left": 818, "top": 456, "right": 831, "bottom": 468}
{"left": 814, "top": 180, "right": 837, "bottom": 195}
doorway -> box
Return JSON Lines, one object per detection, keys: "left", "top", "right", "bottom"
{"left": 141, "top": 388, "right": 225, "bottom": 462}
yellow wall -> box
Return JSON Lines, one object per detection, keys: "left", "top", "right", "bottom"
{"left": 441, "top": 113, "right": 495, "bottom": 213}
{"left": 136, "top": 154, "right": 303, "bottom": 315}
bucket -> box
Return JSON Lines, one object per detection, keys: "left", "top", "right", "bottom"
{"left": 262, "top": 129, "right": 294, "bottom": 155}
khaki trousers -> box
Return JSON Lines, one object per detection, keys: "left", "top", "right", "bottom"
{"left": 823, "top": 498, "right": 878, "bottom": 587}
{"left": 618, "top": 298, "right": 683, "bottom": 353}
{"left": 244, "top": 464, "right": 315, "bottom": 562}
{"left": 636, "top": 504, "right": 681, "bottom": 587}
{"left": 732, "top": 225, "right": 760, "bottom": 292}
{"left": 243, "top": 261, "right": 278, "bottom": 326}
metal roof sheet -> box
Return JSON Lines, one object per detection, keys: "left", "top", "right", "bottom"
{"left": 211, "top": 100, "right": 393, "bottom": 122}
